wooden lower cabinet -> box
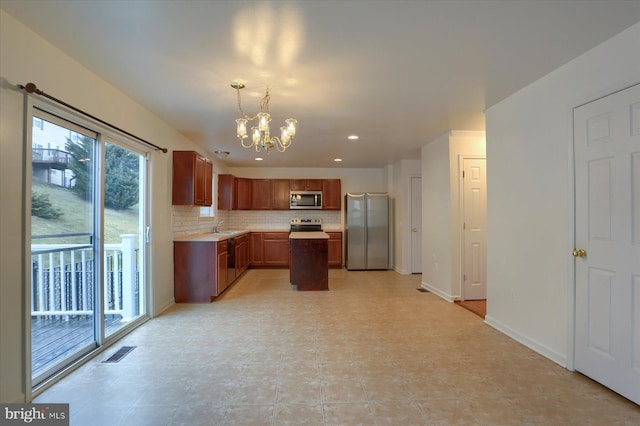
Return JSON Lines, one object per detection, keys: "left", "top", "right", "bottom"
{"left": 250, "top": 233, "right": 264, "bottom": 266}
{"left": 174, "top": 231, "right": 336, "bottom": 302}
{"left": 249, "top": 232, "right": 290, "bottom": 267}
{"left": 235, "top": 234, "right": 250, "bottom": 275}
{"left": 217, "top": 243, "right": 228, "bottom": 295}
{"left": 327, "top": 232, "right": 343, "bottom": 267}
{"left": 175, "top": 237, "right": 249, "bottom": 303}
{"left": 174, "top": 241, "right": 222, "bottom": 302}
{"left": 263, "top": 233, "right": 290, "bottom": 266}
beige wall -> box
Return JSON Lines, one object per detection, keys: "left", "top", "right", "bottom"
{"left": 485, "top": 22, "right": 640, "bottom": 366}
{"left": 389, "top": 160, "right": 421, "bottom": 274}
{"left": 421, "top": 133, "right": 452, "bottom": 298}
{"left": 0, "top": 76, "right": 27, "bottom": 403}
{"left": 420, "top": 131, "right": 485, "bottom": 300}
{"left": 0, "top": 10, "right": 226, "bottom": 402}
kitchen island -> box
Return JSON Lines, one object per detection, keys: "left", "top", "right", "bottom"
{"left": 289, "top": 231, "right": 330, "bottom": 291}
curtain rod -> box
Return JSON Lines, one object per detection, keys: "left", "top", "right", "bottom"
{"left": 18, "top": 82, "right": 168, "bottom": 153}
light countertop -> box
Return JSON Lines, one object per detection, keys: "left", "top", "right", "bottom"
{"left": 289, "top": 231, "right": 330, "bottom": 240}
{"left": 174, "top": 230, "right": 250, "bottom": 242}
{"left": 175, "top": 228, "right": 341, "bottom": 242}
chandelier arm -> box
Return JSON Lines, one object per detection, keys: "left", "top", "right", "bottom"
{"left": 271, "top": 137, "right": 287, "bottom": 152}
{"left": 240, "top": 138, "right": 256, "bottom": 149}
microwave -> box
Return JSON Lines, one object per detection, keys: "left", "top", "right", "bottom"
{"left": 290, "top": 191, "right": 323, "bottom": 209}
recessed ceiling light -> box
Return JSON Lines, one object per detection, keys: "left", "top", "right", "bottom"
{"left": 255, "top": 157, "right": 263, "bottom": 161}
{"left": 334, "top": 158, "right": 343, "bottom": 162}
{"left": 347, "top": 135, "right": 359, "bottom": 140}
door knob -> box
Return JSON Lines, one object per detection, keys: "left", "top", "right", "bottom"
{"left": 411, "top": 228, "right": 417, "bottom": 232}
{"left": 572, "top": 249, "right": 587, "bottom": 258}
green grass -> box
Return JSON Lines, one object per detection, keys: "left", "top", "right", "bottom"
{"left": 31, "top": 180, "right": 140, "bottom": 244}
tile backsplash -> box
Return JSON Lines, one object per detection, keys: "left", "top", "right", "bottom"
{"left": 172, "top": 207, "right": 342, "bottom": 237}
{"left": 171, "top": 206, "right": 229, "bottom": 237}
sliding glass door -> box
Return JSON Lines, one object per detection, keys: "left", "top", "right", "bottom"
{"left": 103, "top": 141, "right": 146, "bottom": 338}
{"left": 30, "top": 109, "right": 148, "bottom": 386}
{"left": 31, "top": 112, "right": 98, "bottom": 383}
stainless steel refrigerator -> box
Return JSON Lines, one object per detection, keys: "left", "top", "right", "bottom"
{"left": 345, "top": 193, "right": 389, "bottom": 270}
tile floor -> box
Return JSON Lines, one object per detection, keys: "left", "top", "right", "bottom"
{"left": 35, "top": 269, "right": 639, "bottom": 425}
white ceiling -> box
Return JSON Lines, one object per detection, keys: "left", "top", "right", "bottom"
{"left": 3, "top": 0, "right": 639, "bottom": 168}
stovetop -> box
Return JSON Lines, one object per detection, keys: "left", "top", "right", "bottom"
{"left": 290, "top": 218, "right": 323, "bottom": 232}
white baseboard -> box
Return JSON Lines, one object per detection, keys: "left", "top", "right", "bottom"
{"left": 393, "top": 266, "right": 411, "bottom": 275}
{"left": 421, "top": 281, "right": 455, "bottom": 302}
{"left": 484, "top": 315, "right": 567, "bottom": 367}
{"left": 153, "top": 298, "right": 175, "bottom": 318}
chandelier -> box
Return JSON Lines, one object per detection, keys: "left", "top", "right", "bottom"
{"left": 231, "top": 82, "right": 297, "bottom": 153}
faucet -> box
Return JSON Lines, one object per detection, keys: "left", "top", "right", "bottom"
{"left": 213, "top": 221, "right": 225, "bottom": 233}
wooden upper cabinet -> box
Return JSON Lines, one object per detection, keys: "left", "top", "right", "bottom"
{"left": 322, "top": 179, "right": 341, "bottom": 210}
{"left": 218, "top": 174, "right": 252, "bottom": 210}
{"left": 235, "top": 178, "right": 252, "bottom": 210}
{"left": 291, "top": 179, "right": 322, "bottom": 191}
{"left": 251, "top": 179, "right": 272, "bottom": 210}
{"left": 203, "top": 159, "right": 213, "bottom": 206}
{"left": 219, "top": 176, "right": 338, "bottom": 211}
{"left": 218, "top": 174, "right": 234, "bottom": 210}
{"left": 271, "top": 179, "right": 291, "bottom": 210}
{"left": 172, "top": 151, "right": 212, "bottom": 206}
{"left": 290, "top": 179, "right": 305, "bottom": 191}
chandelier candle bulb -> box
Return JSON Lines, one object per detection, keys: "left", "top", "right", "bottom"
{"left": 258, "top": 112, "right": 270, "bottom": 132}
{"left": 236, "top": 119, "right": 247, "bottom": 139}
{"left": 280, "top": 127, "right": 290, "bottom": 146}
{"left": 285, "top": 118, "right": 297, "bottom": 137}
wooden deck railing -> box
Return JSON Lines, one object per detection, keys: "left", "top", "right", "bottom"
{"left": 31, "top": 148, "right": 72, "bottom": 165}
{"left": 30, "top": 234, "right": 139, "bottom": 320}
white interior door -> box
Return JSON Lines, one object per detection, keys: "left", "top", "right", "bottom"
{"left": 462, "top": 157, "right": 487, "bottom": 300}
{"left": 574, "top": 83, "right": 640, "bottom": 404}
{"left": 410, "top": 176, "right": 422, "bottom": 273}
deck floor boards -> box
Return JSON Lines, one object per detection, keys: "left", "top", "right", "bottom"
{"left": 32, "top": 316, "right": 123, "bottom": 376}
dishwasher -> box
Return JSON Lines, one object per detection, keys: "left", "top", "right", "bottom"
{"left": 226, "top": 237, "right": 237, "bottom": 286}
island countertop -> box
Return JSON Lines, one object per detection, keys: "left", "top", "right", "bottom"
{"left": 289, "top": 231, "right": 330, "bottom": 240}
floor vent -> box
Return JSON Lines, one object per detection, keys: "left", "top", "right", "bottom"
{"left": 416, "top": 288, "right": 429, "bottom": 293}
{"left": 102, "top": 346, "right": 136, "bottom": 363}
